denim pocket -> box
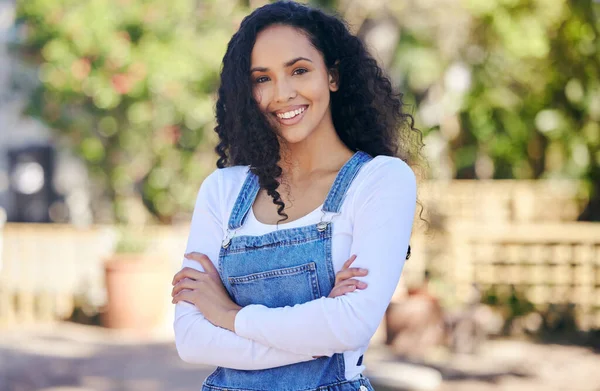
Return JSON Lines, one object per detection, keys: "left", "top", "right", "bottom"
{"left": 228, "top": 262, "right": 321, "bottom": 307}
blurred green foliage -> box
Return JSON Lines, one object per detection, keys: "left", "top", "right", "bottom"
{"left": 14, "top": 0, "right": 600, "bottom": 221}
{"left": 15, "top": 0, "right": 248, "bottom": 223}
{"left": 387, "top": 0, "right": 600, "bottom": 218}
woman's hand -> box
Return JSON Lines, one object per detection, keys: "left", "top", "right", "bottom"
{"left": 328, "top": 255, "right": 368, "bottom": 298}
{"left": 171, "top": 252, "right": 241, "bottom": 331}
{"left": 313, "top": 255, "right": 368, "bottom": 359}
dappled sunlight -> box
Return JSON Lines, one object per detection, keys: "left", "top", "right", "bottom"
{"left": 1, "top": 0, "right": 600, "bottom": 390}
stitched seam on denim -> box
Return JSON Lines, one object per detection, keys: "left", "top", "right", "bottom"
{"left": 324, "top": 152, "right": 372, "bottom": 213}
{"left": 239, "top": 229, "right": 322, "bottom": 244}
{"left": 227, "top": 174, "right": 251, "bottom": 229}
{"left": 204, "top": 367, "right": 223, "bottom": 386}
{"left": 238, "top": 175, "right": 260, "bottom": 228}
{"left": 228, "top": 262, "right": 316, "bottom": 284}
{"left": 300, "top": 377, "right": 370, "bottom": 391}
{"left": 222, "top": 222, "right": 328, "bottom": 252}
{"left": 223, "top": 233, "right": 329, "bottom": 254}
{"left": 329, "top": 154, "right": 371, "bottom": 214}
{"left": 336, "top": 350, "right": 346, "bottom": 382}
{"left": 322, "top": 152, "right": 361, "bottom": 212}
{"left": 323, "top": 151, "right": 371, "bottom": 212}
{"left": 218, "top": 248, "right": 228, "bottom": 288}
{"left": 204, "top": 370, "right": 371, "bottom": 391}
{"left": 228, "top": 172, "right": 258, "bottom": 230}
{"left": 310, "top": 262, "right": 322, "bottom": 298}
{"left": 203, "top": 383, "right": 265, "bottom": 391}
{"left": 322, "top": 227, "right": 336, "bottom": 288}
{"left": 218, "top": 251, "right": 235, "bottom": 296}
{"left": 203, "top": 377, "right": 371, "bottom": 391}
{"left": 225, "top": 238, "right": 321, "bottom": 253}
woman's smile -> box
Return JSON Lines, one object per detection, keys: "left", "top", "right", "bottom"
{"left": 251, "top": 25, "right": 338, "bottom": 145}
{"left": 273, "top": 104, "right": 309, "bottom": 125}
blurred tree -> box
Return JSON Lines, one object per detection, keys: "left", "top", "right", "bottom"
{"left": 458, "top": 0, "right": 600, "bottom": 221}
{"left": 14, "top": 0, "right": 600, "bottom": 221}
{"left": 323, "top": 0, "right": 600, "bottom": 219}
{"left": 14, "top": 0, "right": 248, "bottom": 223}
{"left": 389, "top": 0, "right": 600, "bottom": 219}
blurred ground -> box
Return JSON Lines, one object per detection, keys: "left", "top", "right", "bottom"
{"left": 1, "top": 323, "right": 600, "bottom": 391}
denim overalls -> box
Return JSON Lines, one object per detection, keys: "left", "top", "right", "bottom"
{"left": 202, "top": 151, "right": 375, "bottom": 391}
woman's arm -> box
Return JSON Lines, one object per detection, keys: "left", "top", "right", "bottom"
{"left": 174, "top": 169, "right": 315, "bottom": 369}
{"left": 233, "top": 158, "right": 417, "bottom": 357}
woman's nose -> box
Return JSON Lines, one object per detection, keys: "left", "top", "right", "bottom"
{"left": 274, "top": 79, "right": 297, "bottom": 103}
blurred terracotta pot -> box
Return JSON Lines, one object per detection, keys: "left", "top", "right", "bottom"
{"left": 102, "top": 254, "right": 169, "bottom": 330}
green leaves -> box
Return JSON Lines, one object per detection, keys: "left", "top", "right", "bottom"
{"left": 388, "top": 0, "right": 600, "bottom": 188}
{"left": 17, "top": 0, "right": 600, "bottom": 221}
{"left": 16, "top": 0, "right": 243, "bottom": 223}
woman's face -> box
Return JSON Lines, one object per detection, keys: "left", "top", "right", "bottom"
{"left": 250, "top": 25, "right": 338, "bottom": 145}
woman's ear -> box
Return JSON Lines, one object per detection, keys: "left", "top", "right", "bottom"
{"left": 328, "top": 61, "right": 340, "bottom": 92}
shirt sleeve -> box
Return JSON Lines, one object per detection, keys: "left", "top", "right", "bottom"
{"left": 173, "top": 168, "right": 315, "bottom": 369}
{"left": 234, "top": 158, "right": 417, "bottom": 357}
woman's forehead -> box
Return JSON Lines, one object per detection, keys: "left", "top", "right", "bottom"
{"left": 251, "top": 25, "right": 321, "bottom": 68}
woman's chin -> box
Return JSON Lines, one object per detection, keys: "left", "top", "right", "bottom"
{"left": 280, "top": 132, "right": 311, "bottom": 145}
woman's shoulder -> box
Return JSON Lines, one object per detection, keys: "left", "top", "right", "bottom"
{"left": 344, "top": 154, "right": 417, "bottom": 209}
{"left": 361, "top": 155, "right": 416, "bottom": 185}
{"left": 215, "top": 165, "right": 251, "bottom": 183}
{"left": 199, "top": 165, "right": 250, "bottom": 199}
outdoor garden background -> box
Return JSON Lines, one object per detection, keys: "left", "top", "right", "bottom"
{"left": 1, "top": 0, "right": 600, "bottom": 390}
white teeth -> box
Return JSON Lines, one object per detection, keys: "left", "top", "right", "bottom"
{"left": 277, "top": 107, "right": 305, "bottom": 119}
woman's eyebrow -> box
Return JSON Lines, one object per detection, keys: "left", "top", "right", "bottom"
{"left": 284, "top": 56, "right": 312, "bottom": 67}
{"left": 250, "top": 57, "right": 313, "bottom": 73}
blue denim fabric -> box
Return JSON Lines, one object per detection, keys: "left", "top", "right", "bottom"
{"left": 203, "top": 151, "right": 375, "bottom": 391}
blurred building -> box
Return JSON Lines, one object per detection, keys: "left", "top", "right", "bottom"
{"left": 0, "top": 0, "right": 92, "bottom": 225}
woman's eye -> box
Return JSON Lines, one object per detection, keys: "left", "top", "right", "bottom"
{"left": 293, "top": 68, "right": 308, "bottom": 76}
{"left": 255, "top": 76, "right": 270, "bottom": 83}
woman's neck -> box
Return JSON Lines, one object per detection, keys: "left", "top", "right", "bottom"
{"left": 278, "top": 124, "right": 353, "bottom": 184}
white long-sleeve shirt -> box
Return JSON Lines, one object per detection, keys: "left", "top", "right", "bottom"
{"left": 174, "top": 155, "right": 417, "bottom": 380}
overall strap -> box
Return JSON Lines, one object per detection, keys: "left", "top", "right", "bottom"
{"left": 227, "top": 169, "right": 260, "bottom": 230}
{"left": 322, "top": 151, "right": 372, "bottom": 213}
{"left": 320, "top": 151, "right": 411, "bottom": 261}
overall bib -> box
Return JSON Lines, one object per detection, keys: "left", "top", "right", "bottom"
{"left": 202, "top": 151, "right": 375, "bottom": 391}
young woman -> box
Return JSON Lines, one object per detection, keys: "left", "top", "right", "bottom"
{"left": 171, "top": 1, "right": 421, "bottom": 390}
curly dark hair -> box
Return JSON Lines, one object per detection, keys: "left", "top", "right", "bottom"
{"left": 214, "top": 0, "right": 423, "bottom": 222}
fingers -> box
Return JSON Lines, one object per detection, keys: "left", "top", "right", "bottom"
{"left": 172, "top": 267, "right": 209, "bottom": 285}
{"left": 329, "top": 280, "right": 368, "bottom": 298}
{"left": 334, "top": 267, "right": 368, "bottom": 285}
{"left": 329, "top": 285, "right": 356, "bottom": 298}
{"left": 341, "top": 254, "right": 357, "bottom": 270}
{"left": 337, "top": 278, "right": 368, "bottom": 290}
{"left": 173, "top": 252, "right": 216, "bottom": 285}
{"left": 172, "top": 289, "right": 193, "bottom": 305}
{"left": 329, "top": 279, "right": 368, "bottom": 298}
{"left": 184, "top": 252, "right": 219, "bottom": 278}
{"left": 171, "top": 277, "right": 197, "bottom": 297}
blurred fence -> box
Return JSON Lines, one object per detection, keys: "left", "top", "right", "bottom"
{"left": 449, "top": 222, "right": 600, "bottom": 329}
{"left": 418, "top": 179, "right": 586, "bottom": 223}
{"left": 1, "top": 180, "right": 598, "bottom": 329}
{"left": 0, "top": 223, "right": 188, "bottom": 327}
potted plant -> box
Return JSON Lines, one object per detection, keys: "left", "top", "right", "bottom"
{"left": 102, "top": 226, "right": 170, "bottom": 331}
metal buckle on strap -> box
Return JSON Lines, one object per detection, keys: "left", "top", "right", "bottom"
{"left": 222, "top": 228, "right": 238, "bottom": 249}
{"left": 316, "top": 210, "right": 339, "bottom": 232}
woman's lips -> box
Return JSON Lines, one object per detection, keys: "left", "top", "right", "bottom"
{"left": 274, "top": 105, "right": 308, "bottom": 126}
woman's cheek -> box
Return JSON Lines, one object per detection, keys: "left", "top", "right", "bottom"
{"left": 253, "top": 86, "right": 271, "bottom": 110}
{"left": 253, "top": 87, "right": 263, "bottom": 105}
{"left": 304, "top": 76, "right": 326, "bottom": 101}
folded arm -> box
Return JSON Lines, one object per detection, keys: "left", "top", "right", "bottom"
{"left": 233, "top": 159, "right": 417, "bottom": 357}
{"left": 174, "top": 169, "right": 314, "bottom": 369}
